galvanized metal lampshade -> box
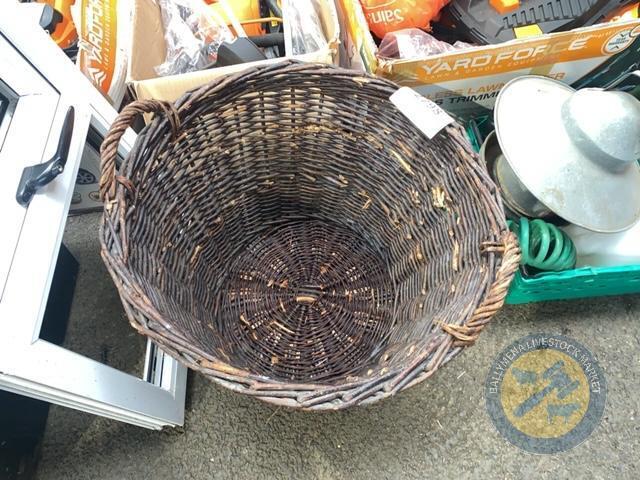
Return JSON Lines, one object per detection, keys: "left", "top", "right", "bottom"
{"left": 491, "top": 76, "right": 640, "bottom": 233}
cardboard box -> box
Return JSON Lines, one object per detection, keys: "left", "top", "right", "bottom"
{"left": 128, "top": 0, "right": 340, "bottom": 102}
{"left": 335, "top": 0, "right": 640, "bottom": 120}
{"left": 333, "top": 0, "right": 377, "bottom": 70}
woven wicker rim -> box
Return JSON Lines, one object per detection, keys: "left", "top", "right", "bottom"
{"left": 99, "top": 61, "right": 520, "bottom": 410}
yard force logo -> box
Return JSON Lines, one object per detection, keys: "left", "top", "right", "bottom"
{"left": 602, "top": 29, "right": 638, "bottom": 54}
{"left": 485, "top": 334, "right": 606, "bottom": 454}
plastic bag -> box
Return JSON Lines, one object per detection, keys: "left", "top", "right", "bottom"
{"left": 282, "top": 0, "right": 328, "bottom": 56}
{"left": 359, "top": 0, "right": 450, "bottom": 39}
{"left": 155, "top": 0, "right": 234, "bottom": 77}
{"left": 378, "top": 28, "right": 472, "bottom": 60}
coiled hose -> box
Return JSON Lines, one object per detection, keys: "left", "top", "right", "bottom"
{"left": 508, "top": 218, "right": 577, "bottom": 272}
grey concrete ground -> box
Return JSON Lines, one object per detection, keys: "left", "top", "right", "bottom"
{"left": 36, "top": 213, "right": 639, "bottom": 479}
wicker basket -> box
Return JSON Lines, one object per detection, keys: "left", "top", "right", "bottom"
{"left": 99, "top": 61, "right": 519, "bottom": 410}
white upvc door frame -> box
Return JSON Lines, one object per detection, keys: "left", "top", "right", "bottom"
{"left": 0, "top": 4, "right": 186, "bottom": 430}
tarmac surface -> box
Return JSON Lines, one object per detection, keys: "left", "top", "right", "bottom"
{"left": 35, "top": 213, "right": 640, "bottom": 479}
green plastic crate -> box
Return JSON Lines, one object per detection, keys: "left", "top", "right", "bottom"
{"left": 465, "top": 118, "right": 640, "bottom": 304}
{"left": 506, "top": 265, "right": 640, "bottom": 304}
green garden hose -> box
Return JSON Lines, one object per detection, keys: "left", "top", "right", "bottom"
{"left": 508, "top": 218, "right": 577, "bottom": 272}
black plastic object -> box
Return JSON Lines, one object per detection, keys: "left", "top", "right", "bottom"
{"left": 260, "top": 0, "right": 284, "bottom": 55}
{"left": 447, "top": 0, "right": 634, "bottom": 44}
{"left": 607, "top": 70, "right": 640, "bottom": 97}
{"left": 248, "top": 32, "right": 285, "bottom": 49}
{"left": 16, "top": 106, "right": 74, "bottom": 207}
{"left": 213, "top": 38, "right": 267, "bottom": 67}
{"left": 39, "top": 4, "right": 63, "bottom": 34}
{"left": 264, "top": 0, "right": 282, "bottom": 18}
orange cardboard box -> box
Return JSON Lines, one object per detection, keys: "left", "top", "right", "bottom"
{"left": 334, "top": 0, "right": 640, "bottom": 119}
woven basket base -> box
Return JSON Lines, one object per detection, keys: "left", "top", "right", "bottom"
{"left": 216, "top": 220, "right": 395, "bottom": 382}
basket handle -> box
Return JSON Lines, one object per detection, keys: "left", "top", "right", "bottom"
{"left": 442, "top": 231, "right": 520, "bottom": 346}
{"left": 100, "top": 99, "right": 180, "bottom": 202}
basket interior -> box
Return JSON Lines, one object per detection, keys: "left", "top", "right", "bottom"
{"left": 121, "top": 70, "right": 497, "bottom": 384}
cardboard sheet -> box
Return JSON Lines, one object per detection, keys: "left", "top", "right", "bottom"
{"left": 128, "top": 0, "right": 340, "bottom": 103}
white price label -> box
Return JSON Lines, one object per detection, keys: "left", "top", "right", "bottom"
{"left": 390, "top": 87, "right": 454, "bottom": 139}
{"left": 395, "top": 34, "right": 414, "bottom": 59}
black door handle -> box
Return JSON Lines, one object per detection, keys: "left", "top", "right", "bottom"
{"left": 16, "top": 106, "right": 75, "bottom": 207}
